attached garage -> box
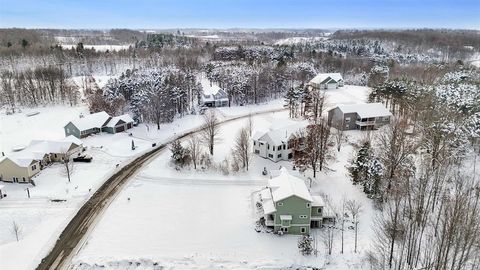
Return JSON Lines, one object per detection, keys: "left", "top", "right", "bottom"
{"left": 103, "top": 114, "right": 135, "bottom": 134}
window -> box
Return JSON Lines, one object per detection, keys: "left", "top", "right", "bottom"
{"left": 54, "top": 154, "right": 57, "bottom": 158}
{"left": 277, "top": 146, "right": 281, "bottom": 151}
{"left": 267, "top": 144, "right": 270, "bottom": 150}
{"left": 306, "top": 203, "right": 311, "bottom": 208}
{"left": 299, "top": 215, "right": 308, "bottom": 219}
{"left": 345, "top": 117, "right": 351, "bottom": 123}
{"left": 31, "top": 165, "right": 36, "bottom": 170}
{"left": 277, "top": 154, "right": 282, "bottom": 158}
{"left": 277, "top": 202, "right": 283, "bottom": 206}
{"left": 283, "top": 144, "right": 286, "bottom": 150}
{"left": 383, "top": 116, "right": 390, "bottom": 121}
{"left": 281, "top": 227, "right": 288, "bottom": 233}
{"left": 301, "top": 227, "right": 306, "bottom": 233}
{"left": 254, "top": 149, "right": 260, "bottom": 154}
{"left": 268, "top": 154, "right": 273, "bottom": 158}
{"left": 345, "top": 124, "right": 349, "bottom": 129}
{"left": 253, "top": 141, "right": 256, "bottom": 146}
{"left": 66, "top": 128, "right": 70, "bottom": 133}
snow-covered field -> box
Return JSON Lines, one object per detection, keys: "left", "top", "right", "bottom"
{"left": 69, "top": 85, "right": 374, "bottom": 269}
{"left": 0, "top": 98, "right": 288, "bottom": 270}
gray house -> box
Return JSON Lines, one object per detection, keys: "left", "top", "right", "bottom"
{"left": 328, "top": 103, "right": 392, "bottom": 131}
{"left": 308, "top": 73, "right": 344, "bottom": 90}
{"left": 65, "top": 111, "right": 111, "bottom": 138}
{"left": 103, "top": 114, "right": 134, "bottom": 134}
{"left": 202, "top": 89, "right": 229, "bottom": 107}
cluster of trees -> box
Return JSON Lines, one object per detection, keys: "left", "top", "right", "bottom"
{"left": 344, "top": 66, "right": 480, "bottom": 269}
{"left": 100, "top": 68, "right": 201, "bottom": 128}
{"left": 0, "top": 66, "right": 79, "bottom": 109}
{"left": 205, "top": 60, "right": 317, "bottom": 106}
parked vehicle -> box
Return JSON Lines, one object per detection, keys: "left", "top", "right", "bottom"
{"left": 73, "top": 154, "right": 93, "bottom": 163}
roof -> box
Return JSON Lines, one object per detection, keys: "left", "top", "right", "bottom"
{"left": 334, "top": 103, "right": 392, "bottom": 118}
{"left": 9, "top": 138, "right": 82, "bottom": 162}
{"left": 63, "top": 135, "right": 84, "bottom": 146}
{"left": 67, "top": 111, "right": 111, "bottom": 131}
{"left": 200, "top": 77, "right": 221, "bottom": 96}
{"left": 259, "top": 188, "right": 276, "bottom": 214}
{"left": 268, "top": 168, "right": 313, "bottom": 202}
{"left": 0, "top": 156, "right": 37, "bottom": 168}
{"left": 310, "top": 73, "right": 343, "bottom": 85}
{"left": 312, "top": 195, "right": 325, "bottom": 207}
{"left": 255, "top": 122, "right": 307, "bottom": 146}
{"left": 106, "top": 114, "right": 134, "bottom": 128}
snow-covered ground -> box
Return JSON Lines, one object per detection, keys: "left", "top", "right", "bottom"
{"left": 69, "top": 85, "right": 374, "bottom": 269}
{"left": 0, "top": 98, "right": 290, "bottom": 269}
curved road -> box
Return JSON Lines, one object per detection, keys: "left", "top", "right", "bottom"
{"left": 36, "top": 108, "right": 285, "bottom": 270}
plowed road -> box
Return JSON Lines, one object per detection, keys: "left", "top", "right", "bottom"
{"left": 36, "top": 108, "right": 285, "bottom": 270}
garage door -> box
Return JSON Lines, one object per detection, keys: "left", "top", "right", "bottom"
{"left": 327, "top": 83, "right": 337, "bottom": 90}
{"left": 115, "top": 125, "right": 125, "bottom": 133}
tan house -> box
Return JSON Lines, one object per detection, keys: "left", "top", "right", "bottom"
{"left": 0, "top": 156, "right": 41, "bottom": 183}
{"left": 0, "top": 136, "right": 84, "bottom": 184}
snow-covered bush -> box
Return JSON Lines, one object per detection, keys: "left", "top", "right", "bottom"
{"left": 297, "top": 235, "right": 314, "bottom": 256}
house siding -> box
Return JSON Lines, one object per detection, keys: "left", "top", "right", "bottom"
{"left": 64, "top": 122, "right": 81, "bottom": 138}
{"left": 273, "top": 196, "right": 311, "bottom": 235}
{"left": 0, "top": 159, "right": 40, "bottom": 183}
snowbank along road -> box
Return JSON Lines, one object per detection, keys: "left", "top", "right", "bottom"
{"left": 35, "top": 107, "right": 286, "bottom": 270}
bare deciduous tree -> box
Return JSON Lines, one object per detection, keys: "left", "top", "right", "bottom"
{"left": 293, "top": 120, "right": 334, "bottom": 178}
{"left": 61, "top": 149, "right": 75, "bottom": 182}
{"left": 323, "top": 225, "right": 335, "bottom": 255}
{"left": 187, "top": 135, "right": 202, "bottom": 169}
{"left": 232, "top": 126, "right": 251, "bottom": 170}
{"left": 12, "top": 221, "right": 21, "bottom": 242}
{"left": 346, "top": 199, "right": 362, "bottom": 253}
{"left": 200, "top": 110, "right": 220, "bottom": 155}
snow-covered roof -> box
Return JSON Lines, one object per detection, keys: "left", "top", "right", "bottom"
{"left": 268, "top": 168, "right": 313, "bottom": 202}
{"left": 0, "top": 184, "right": 4, "bottom": 189}
{"left": 255, "top": 122, "right": 307, "bottom": 146}
{"left": 310, "top": 73, "right": 343, "bottom": 85}
{"left": 106, "top": 114, "right": 134, "bottom": 128}
{"left": 335, "top": 103, "right": 392, "bottom": 118}
{"left": 63, "top": 135, "right": 84, "bottom": 146}
{"left": 0, "top": 156, "right": 37, "bottom": 168}
{"left": 68, "top": 111, "right": 111, "bottom": 131}
{"left": 259, "top": 187, "right": 276, "bottom": 214}
{"left": 200, "top": 77, "right": 221, "bottom": 96}
{"left": 311, "top": 195, "right": 325, "bottom": 207}
{"left": 9, "top": 138, "right": 82, "bottom": 162}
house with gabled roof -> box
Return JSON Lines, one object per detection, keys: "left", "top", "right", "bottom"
{"left": 0, "top": 156, "right": 41, "bottom": 183}
{"left": 64, "top": 111, "right": 111, "bottom": 138}
{"left": 328, "top": 103, "right": 392, "bottom": 130}
{"left": 308, "top": 73, "right": 344, "bottom": 90}
{"left": 252, "top": 122, "right": 307, "bottom": 162}
{"left": 103, "top": 114, "right": 134, "bottom": 134}
{"left": 255, "top": 168, "right": 336, "bottom": 235}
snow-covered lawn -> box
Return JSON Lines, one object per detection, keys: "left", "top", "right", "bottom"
{"left": 70, "top": 85, "right": 376, "bottom": 269}
{"left": 0, "top": 84, "right": 372, "bottom": 269}
{"left": 0, "top": 99, "right": 289, "bottom": 269}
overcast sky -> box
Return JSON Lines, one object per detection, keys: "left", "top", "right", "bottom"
{"left": 0, "top": 0, "right": 479, "bottom": 29}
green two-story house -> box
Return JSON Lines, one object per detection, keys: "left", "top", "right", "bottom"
{"left": 257, "top": 168, "right": 335, "bottom": 235}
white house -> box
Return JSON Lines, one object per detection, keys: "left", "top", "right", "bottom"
{"left": 308, "top": 73, "right": 344, "bottom": 90}
{"left": 252, "top": 122, "right": 306, "bottom": 162}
